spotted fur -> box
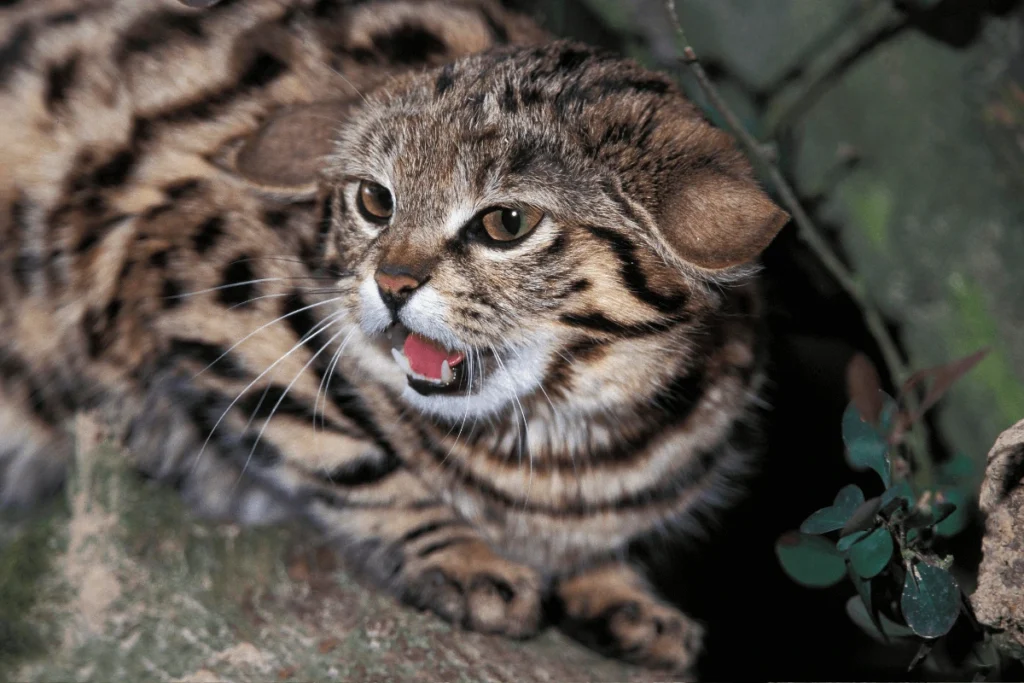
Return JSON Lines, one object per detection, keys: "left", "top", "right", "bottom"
{"left": 0, "top": 0, "right": 787, "bottom": 674}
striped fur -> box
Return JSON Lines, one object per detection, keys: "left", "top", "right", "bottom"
{"left": 0, "top": 0, "right": 786, "bottom": 674}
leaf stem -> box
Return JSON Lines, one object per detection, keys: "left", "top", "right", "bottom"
{"left": 664, "top": 0, "right": 932, "bottom": 487}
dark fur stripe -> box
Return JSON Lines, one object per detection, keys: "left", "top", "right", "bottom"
{"left": 217, "top": 258, "right": 257, "bottom": 307}
{"left": 192, "top": 216, "right": 225, "bottom": 254}
{"left": 585, "top": 226, "right": 688, "bottom": 313}
{"left": 44, "top": 53, "right": 79, "bottom": 112}
{"left": 559, "top": 312, "right": 685, "bottom": 338}
{"left": 168, "top": 339, "right": 248, "bottom": 380}
{"left": 400, "top": 518, "right": 467, "bottom": 544}
{"left": 0, "top": 23, "right": 33, "bottom": 87}
{"left": 414, "top": 400, "right": 739, "bottom": 516}
{"left": 319, "top": 449, "right": 402, "bottom": 486}
{"left": 417, "top": 536, "right": 473, "bottom": 559}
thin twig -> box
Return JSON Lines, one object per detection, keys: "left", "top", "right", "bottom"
{"left": 664, "top": 0, "right": 932, "bottom": 486}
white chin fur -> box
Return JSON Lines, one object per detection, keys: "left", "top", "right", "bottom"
{"left": 400, "top": 339, "right": 551, "bottom": 421}
{"left": 356, "top": 277, "right": 550, "bottom": 420}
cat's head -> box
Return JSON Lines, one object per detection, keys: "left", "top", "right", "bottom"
{"left": 243, "top": 42, "right": 788, "bottom": 421}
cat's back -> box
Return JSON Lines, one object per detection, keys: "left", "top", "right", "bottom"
{"left": 0, "top": 0, "right": 544, "bottom": 382}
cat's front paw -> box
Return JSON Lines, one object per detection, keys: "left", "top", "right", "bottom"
{"left": 555, "top": 564, "right": 704, "bottom": 674}
{"left": 398, "top": 539, "right": 542, "bottom": 638}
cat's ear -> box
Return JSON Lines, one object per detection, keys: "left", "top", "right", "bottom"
{"left": 234, "top": 100, "right": 354, "bottom": 192}
{"left": 651, "top": 137, "right": 789, "bottom": 271}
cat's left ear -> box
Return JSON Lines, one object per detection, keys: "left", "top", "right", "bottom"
{"left": 651, "top": 133, "right": 789, "bottom": 271}
{"left": 233, "top": 100, "right": 354, "bottom": 193}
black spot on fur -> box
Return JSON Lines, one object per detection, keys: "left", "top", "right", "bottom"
{"left": 44, "top": 53, "right": 79, "bottom": 112}
{"left": 162, "top": 279, "right": 184, "bottom": 308}
{"left": 238, "top": 432, "right": 283, "bottom": 468}
{"left": 118, "top": 10, "right": 204, "bottom": 61}
{"left": 370, "top": 24, "right": 446, "bottom": 65}
{"left": 520, "top": 87, "right": 543, "bottom": 106}
{"left": 311, "top": 0, "right": 345, "bottom": 18}
{"left": 435, "top": 63, "right": 456, "bottom": 95}
{"left": 569, "top": 279, "right": 590, "bottom": 293}
{"left": 499, "top": 80, "right": 518, "bottom": 113}
{"left": 263, "top": 209, "right": 288, "bottom": 230}
{"left": 82, "top": 298, "right": 122, "bottom": 358}
{"left": 543, "top": 232, "right": 567, "bottom": 259}
{"left": 238, "top": 50, "right": 287, "bottom": 89}
{"left": 165, "top": 179, "right": 201, "bottom": 200}
{"left": 93, "top": 150, "right": 137, "bottom": 188}
{"left": 217, "top": 259, "right": 257, "bottom": 307}
{"left": 43, "top": 11, "right": 78, "bottom": 26}
{"left": 192, "top": 216, "right": 225, "bottom": 254}
{"left": 556, "top": 46, "right": 590, "bottom": 71}
{"left": 281, "top": 291, "right": 317, "bottom": 341}
{"left": 148, "top": 249, "right": 170, "bottom": 268}
{"left": 0, "top": 24, "right": 33, "bottom": 87}
{"left": 143, "top": 204, "right": 173, "bottom": 220}
{"left": 169, "top": 339, "right": 247, "bottom": 380}
{"left": 506, "top": 141, "right": 539, "bottom": 176}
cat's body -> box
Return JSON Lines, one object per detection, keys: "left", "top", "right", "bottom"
{"left": 0, "top": 0, "right": 787, "bottom": 673}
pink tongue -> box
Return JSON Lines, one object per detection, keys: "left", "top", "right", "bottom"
{"left": 403, "top": 333, "right": 465, "bottom": 380}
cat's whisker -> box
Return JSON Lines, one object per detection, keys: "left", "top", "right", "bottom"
{"left": 192, "top": 297, "right": 343, "bottom": 378}
{"left": 325, "top": 64, "right": 379, "bottom": 114}
{"left": 225, "top": 289, "right": 344, "bottom": 311}
{"left": 191, "top": 310, "right": 344, "bottom": 474}
{"left": 488, "top": 343, "right": 533, "bottom": 507}
{"left": 168, "top": 276, "right": 332, "bottom": 301}
{"left": 237, "top": 325, "right": 352, "bottom": 486}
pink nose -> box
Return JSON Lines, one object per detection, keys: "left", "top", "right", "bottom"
{"left": 374, "top": 271, "right": 420, "bottom": 296}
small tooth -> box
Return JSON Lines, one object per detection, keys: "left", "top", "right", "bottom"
{"left": 390, "top": 348, "right": 413, "bottom": 375}
{"left": 441, "top": 360, "right": 453, "bottom": 384}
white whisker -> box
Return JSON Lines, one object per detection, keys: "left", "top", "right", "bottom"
{"left": 192, "top": 297, "right": 342, "bottom": 378}
{"left": 190, "top": 310, "right": 344, "bottom": 474}
{"left": 236, "top": 324, "right": 351, "bottom": 485}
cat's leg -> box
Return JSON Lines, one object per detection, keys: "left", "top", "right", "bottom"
{"left": 552, "top": 561, "right": 704, "bottom": 673}
{"left": 129, "top": 371, "right": 543, "bottom": 637}
{"left": 308, "top": 471, "right": 544, "bottom": 638}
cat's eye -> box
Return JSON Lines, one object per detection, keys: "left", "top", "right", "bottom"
{"left": 479, "top": 206, "right": 544, "bottom": 243}
{"left": 357, "top": 180, "right": 394, "bottom": 223}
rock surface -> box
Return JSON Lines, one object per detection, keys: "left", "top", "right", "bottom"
{"left": 0, "top": 420, "right": 661, "bottom": 683}
{"left": 973, "top": 418, "right": 1024, "bottom": 660}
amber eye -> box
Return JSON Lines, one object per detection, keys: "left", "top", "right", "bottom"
{"left": 356, "top": 180, "right": 394, "bottom": 223}
{"left": 479, "top": 206, "right": 544, "bottom": 243}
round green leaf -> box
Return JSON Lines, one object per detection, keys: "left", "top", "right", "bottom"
{"left": 836, "top": 529, "right": 868, "bottom": 552}
{"left": 842, "top": 402, "right": 891, "bottom": 486}
{"left": 800, "top": 484, "right": 865, "bottom": 534}
{"left": 901, "top": 562, "right": 960, "bottom": 638}
{"left": 934, "top": 488, "right": 970, "bottom": 537}
{"left": 775, "top": 532, "right": 846, "bottom": 588}
{"left": 849, "top": 528, "right": 894, "bottom": 578}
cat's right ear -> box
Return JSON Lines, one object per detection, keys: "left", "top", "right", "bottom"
{"left": 232, "top": 100, "right": 354, "bottom": 194}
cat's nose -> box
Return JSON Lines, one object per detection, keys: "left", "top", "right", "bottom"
{"left": 374, "top": 266, "right": 425, "bottom": 313}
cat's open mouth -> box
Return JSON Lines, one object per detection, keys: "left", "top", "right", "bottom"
{"left": 383, "top": 324, "right": 474, "bottom": 396}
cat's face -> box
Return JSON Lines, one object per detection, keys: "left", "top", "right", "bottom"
{"left": 317, "top": 42, "right": 787, "bottom": 421}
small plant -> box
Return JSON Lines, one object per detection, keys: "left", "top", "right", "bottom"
{"left": 776, "top": 348, "right": 990, "bottom": 666}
